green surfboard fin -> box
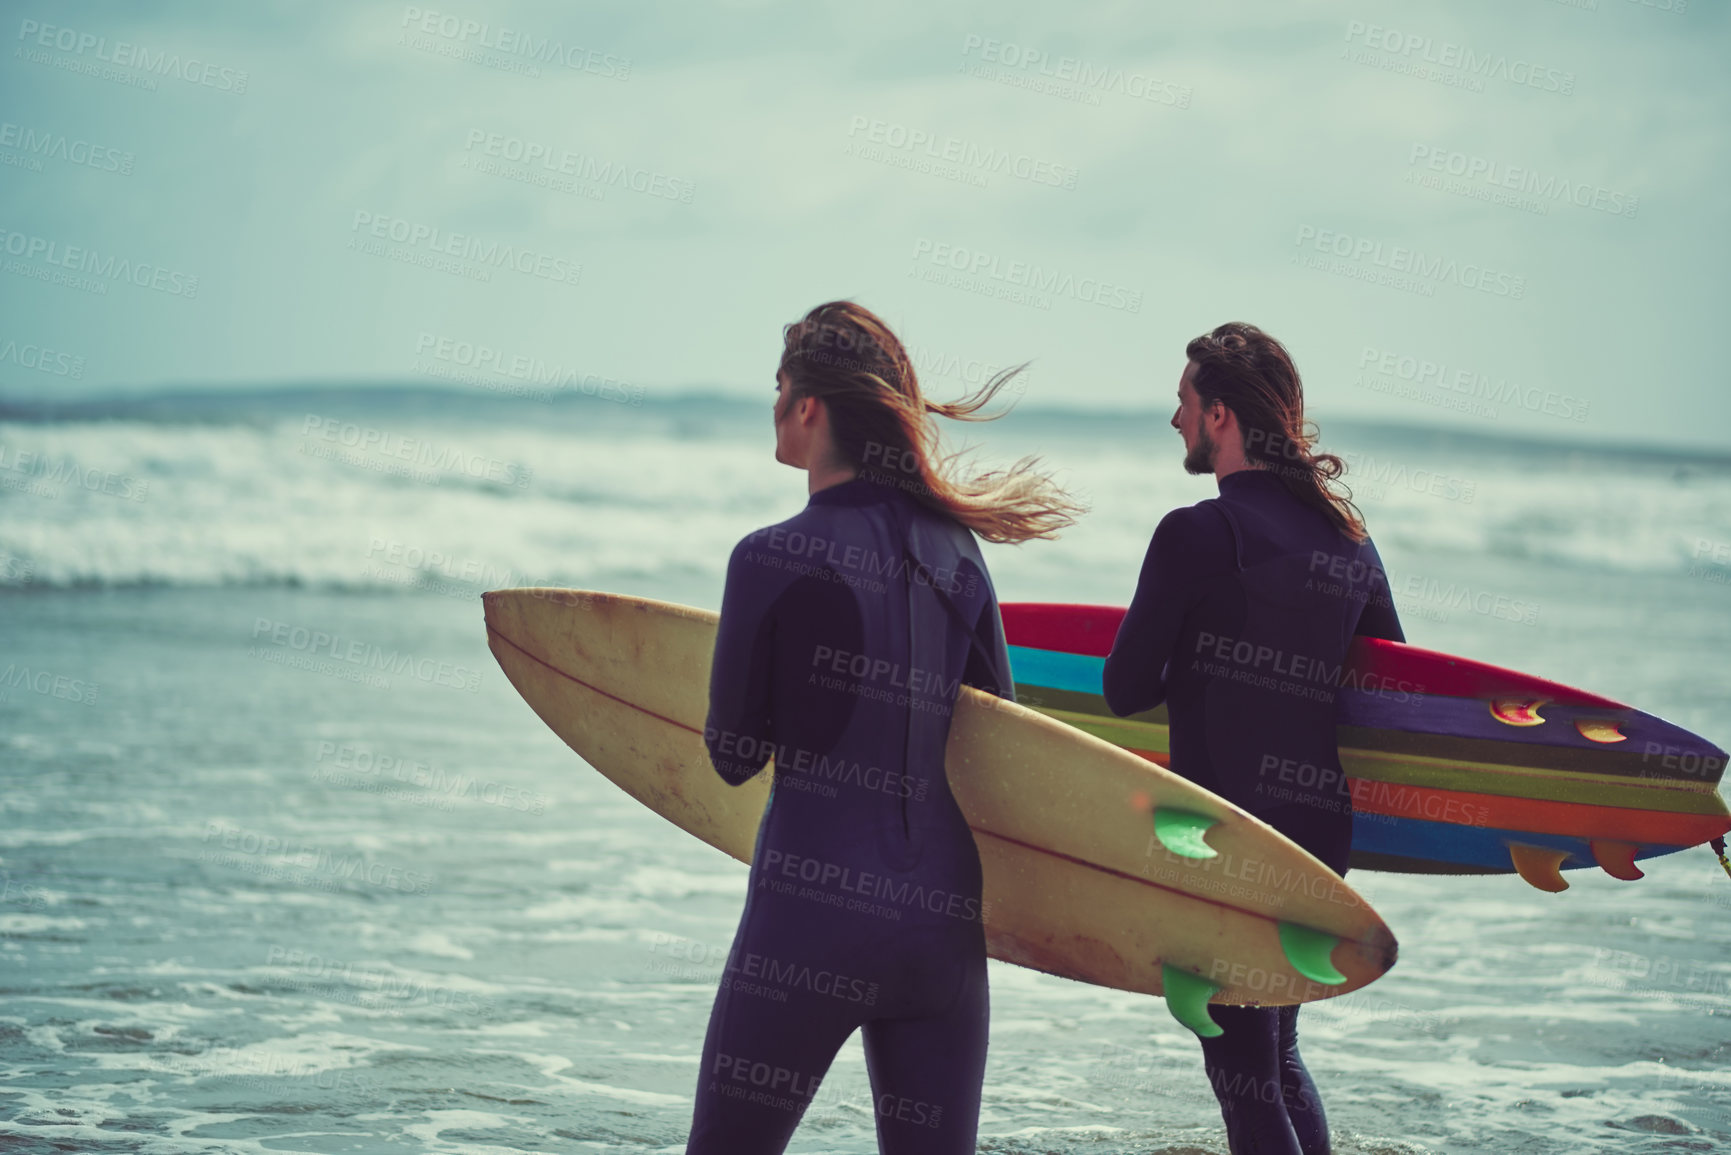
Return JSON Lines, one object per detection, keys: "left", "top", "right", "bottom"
{"left": 1278, "top": 922, "right": 1347, "bottom": 985}
{"left": 1161, "top": 964, "right": 1224, "bottom": 1038}
{"left": 1152, "top": 807, "right": 1218, "bottom": 859}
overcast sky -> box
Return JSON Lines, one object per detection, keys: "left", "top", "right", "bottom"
{"left": 1, "top": 0, "right": 1725, "bottom": 448}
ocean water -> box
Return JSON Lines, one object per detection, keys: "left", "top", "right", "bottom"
{"left": 1, "top": 385, "right": 1728, "bottom": 1154}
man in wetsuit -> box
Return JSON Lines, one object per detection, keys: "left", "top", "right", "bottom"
{"left": 1102, "top": 322, "right": 1403, "bottom": 1155}
{"left": 689, "top": 300, "right": 1079, "bottom": 1154}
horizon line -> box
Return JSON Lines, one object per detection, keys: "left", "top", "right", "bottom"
{"left": 1, "top": 377, "right": 1724, "bottom": 468}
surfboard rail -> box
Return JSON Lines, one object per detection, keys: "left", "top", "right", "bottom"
{"left": 998, "top": 601, "right": 1731, "bottom": 892}
{"left": 481, "top": 587, "right": 1400, "bottom": 1026}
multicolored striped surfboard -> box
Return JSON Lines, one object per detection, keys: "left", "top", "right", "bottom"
{"left": 1001, "top": 603, "right": 1731, "bottom": 892}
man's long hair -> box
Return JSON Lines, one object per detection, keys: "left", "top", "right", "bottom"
{"left": 778, "top": 300, "right": 1083, "bottom": 544}
{"left": 1185, "top": 322, "right": 1365, "bottom": 542}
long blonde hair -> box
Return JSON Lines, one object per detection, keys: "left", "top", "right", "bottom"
{"left": 778, "top": 300, "right": 1083, "bottom": 544}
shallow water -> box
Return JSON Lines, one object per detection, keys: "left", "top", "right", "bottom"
{"left": 1, "top": 391, "right": 1728, "bottom": 1152}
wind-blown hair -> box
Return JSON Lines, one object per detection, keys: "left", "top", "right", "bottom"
{"left": 778, "top": 299, "right": 1083, "bottom": 544}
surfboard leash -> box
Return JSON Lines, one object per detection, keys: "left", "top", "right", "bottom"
{"left": 1712, "top": 837, "right": 1731, "bottom": 882}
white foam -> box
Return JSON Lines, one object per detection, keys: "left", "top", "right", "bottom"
{"left": 405, "top": 930, "right": 474, "bottom": 959}
{"left": 477, "top": 1048, "right": 688, "bottom": 1106}
{"left": 0, "top": 914, "right": 85, "bottom": 933}
{"left": 4, "top": 408, "right": 1724, "bottom": 593}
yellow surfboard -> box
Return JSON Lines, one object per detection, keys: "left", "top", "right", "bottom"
{"left": 482, "top": 588, "right": 1398, "bottom": 1033}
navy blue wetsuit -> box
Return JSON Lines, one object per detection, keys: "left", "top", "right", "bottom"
{"left": 689, "top": 473, "right": 1013, "bottom": 1155}
{"left": 1102, "top": 469, "right": 1402, "bottom": 1155}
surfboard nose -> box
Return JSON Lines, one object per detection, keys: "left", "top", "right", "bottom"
{"left": 1343, "top": 919, "right": 1399, "bottom": 978}
{"left": 1373, "top": 923, "right": 1398, "bottom": 973}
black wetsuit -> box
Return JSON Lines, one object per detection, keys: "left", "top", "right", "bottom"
{"left": 689, "top": 472, "right": 1013, "bottom": 1155}
{"left": 1102, "top": 469, "right": 1402, "bottom": 1155}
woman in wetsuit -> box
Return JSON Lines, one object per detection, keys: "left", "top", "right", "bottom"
{"left": 687, "top": 301, "right": 1082, "bottom": 1155}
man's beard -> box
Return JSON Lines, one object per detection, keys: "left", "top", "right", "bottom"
{"left": 1182, "top": 423, "right": 1215, "bottom": 475}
